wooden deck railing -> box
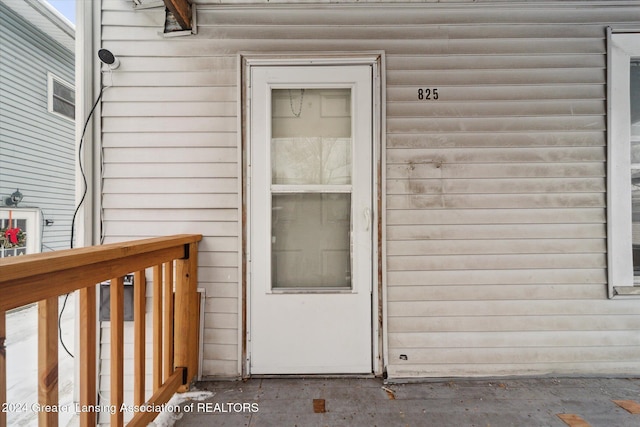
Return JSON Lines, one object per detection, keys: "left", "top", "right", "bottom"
{"left": 0, "top": 234, "right": 202, "bottom": 427}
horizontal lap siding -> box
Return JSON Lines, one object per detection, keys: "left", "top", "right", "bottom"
{"left": 100, "top": 1, "right": 240, "bottom": 386}
{"left": 379, "top": 6, "right": 638, "bottom": 378}
{"left": 98, "top": 1, "right": 640, "bottom": 382}
{"left": 0, "top": 3, "right": 75, "bottom": 251}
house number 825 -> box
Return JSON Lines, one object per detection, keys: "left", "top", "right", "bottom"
{"left": 418, "top": 88, "right": 439, "bottom": 100}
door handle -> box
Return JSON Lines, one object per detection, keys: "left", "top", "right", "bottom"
{"left": 364, "top": 207, "right": 371, "bottom": 231}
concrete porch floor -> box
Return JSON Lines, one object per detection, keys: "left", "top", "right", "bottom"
{"left": 172, "top": 376, "right": 640, "bottom": 426}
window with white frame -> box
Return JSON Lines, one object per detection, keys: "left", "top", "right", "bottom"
{"left": 0, "top": 208, "right": 42, "bottom": 257}
{"left": 47, "top": 72, "right": 75, "bottom": 120}
{"left": 607, "top": 29, "right": 640, "bottom": 297}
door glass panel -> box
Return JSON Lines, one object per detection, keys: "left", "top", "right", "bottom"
{"left": 270, "top": 87, "right": 353, "bottom": 291}
{"left": 272, "top": 193, "right": 351, "bottom": 289}
{"left": 271, "top": 89, "right": 351, "bottom": 185}
{"left": 630, "top": 60, "right": 640, "bottom": 276}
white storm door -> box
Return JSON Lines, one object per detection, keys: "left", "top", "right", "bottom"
{"left": 249, "top": 65, "right": 373, "bottom": 374}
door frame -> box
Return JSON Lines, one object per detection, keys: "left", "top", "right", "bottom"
{"left": 240, "top": 53, "right": 385, "bottom": 377}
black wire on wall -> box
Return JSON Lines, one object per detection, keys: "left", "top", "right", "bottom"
{"left": 61, "top": 84, "right": 107, "bottom": 359}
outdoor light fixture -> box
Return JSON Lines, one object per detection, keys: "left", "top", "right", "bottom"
{"left": 98, "top": 49, "right": 120, "bottom": 70}
{"left": 5, "top": 189, "right": 23, "bottom": 207}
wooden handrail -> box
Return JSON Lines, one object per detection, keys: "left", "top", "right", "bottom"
{"left": 0, "top": 234, "right": 202, "bottom": 427}
{"left": 0, "top": 234, "right": 200, "bottom": 312}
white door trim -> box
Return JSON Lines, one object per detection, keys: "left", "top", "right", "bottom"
{"left": 241, "top": 53, "right": 384, "bottom": 376}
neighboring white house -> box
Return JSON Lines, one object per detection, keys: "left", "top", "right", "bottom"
{"left": 0, "top": 0, "right": 75, "bottom": 255}
{"left": 77, "top": 1, "right": 640, "bottom": 410}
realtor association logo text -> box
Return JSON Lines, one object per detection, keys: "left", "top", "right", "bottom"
{"left": 10, "top": 402, "right": 260, "bottom": 415}
{"left": 187, "top": 402, "right": 260, "bottom": 413}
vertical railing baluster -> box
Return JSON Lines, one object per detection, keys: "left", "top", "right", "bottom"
{"left": 0, "top": 235, "right": 201, "bottom": 427}
{"left": 79, "top": 286, "right": 96, "bottom": 427}
{"left": 133, "top": 270, "right": 146, "bottom": 407}
{"left": 38, "top": 297, "right": 59, "bottom": 426}
{"left": 187, "top": 243, "right": 199, "bottom": 385}
{"left": 163, "top": 261, "right": 174, "bottom": 382}
{"left": 0, "top": 310, "right": 6, "bottom": 427}
{"left": 174, "top": 253, "right": 189, "bottom": 390}
{"left": 152, "top": 265, "right": 163, "bottom": 392}
{"left": 110, "top": 277, "right": 124, "bottom": 427}
{"left": 174, "top": 242, "right": 199, "bottom": 391}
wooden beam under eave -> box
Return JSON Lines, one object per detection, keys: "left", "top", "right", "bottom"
{"left": 164, "top": 0, "right": 191, "bottom": 30}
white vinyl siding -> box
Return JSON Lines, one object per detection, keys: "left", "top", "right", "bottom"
{"left": 98, "top": 0, "right": 640, "bottom": 383}
{"left": 99, "top": 3, "right": 239, "bottom": 384}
